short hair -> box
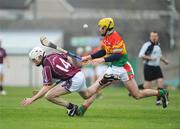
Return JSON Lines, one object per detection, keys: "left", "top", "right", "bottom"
{"left": 150, "top": 31, "right": 158, "bottom": 34}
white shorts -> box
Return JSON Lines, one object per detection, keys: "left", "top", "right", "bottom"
{"left": 0, "top": 64, "right": 4, "bottom": 74}
{"left": 59, "top": 71, "right": 87, "bottom": 92}
{"left": 82, "top": 67, "right": 95, "bottom": 77}
{"left": 105, "top": 62, "right": 134, "bottom": 82}
{"left": 95, "top": 65, "right": 108, "bottom": 77}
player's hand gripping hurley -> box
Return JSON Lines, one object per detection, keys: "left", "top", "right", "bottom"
{"left": 40, "top": 37, "right": 82, "bottom": 60}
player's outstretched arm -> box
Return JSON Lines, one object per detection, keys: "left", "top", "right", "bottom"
{"left": 21, "top": 85, "right": 52, "bottom": 107}
{"left": 81, "top": 49, "right": 106, "bottom": 66}
{"left": 82, "top": 49, "right": 106, "bottom": 61}
{"left": 81, "top": 55, "right": 92, "bottom": 61}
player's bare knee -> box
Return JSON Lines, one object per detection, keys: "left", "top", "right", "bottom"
{"left": 45, "top": 93, "right": 54, "bottom": 100}
{"left": 79, "top": 91, "right": 91, "bottom": 99}
{"left": 83, "top": 92, "right": 92, "bottom": 99}
{"left": 132, "top": 95, "right": 141, "bottom": 100}
{"left": 80, "top": 93, "right": 89, "bottom": 99}
{"left": 131, "top": 92, "right": 141, "bottom": 100}
{"left": 81, "top": 95, "right": 89, "bottom": 100}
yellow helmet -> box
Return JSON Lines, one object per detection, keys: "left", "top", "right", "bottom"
{"left": 98, "top": 18, "right": 114, "bottom": 29}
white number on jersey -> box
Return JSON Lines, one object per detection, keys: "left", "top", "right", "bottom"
{"left": 56, "top": 58, "right": 71, "bottom": 72}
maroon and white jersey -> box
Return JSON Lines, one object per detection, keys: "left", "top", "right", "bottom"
{"left": 0, "top": 48, "right": 7, "bottom": 64}
{"left": 42, "top": 53, "right": 81, "bottom": 85}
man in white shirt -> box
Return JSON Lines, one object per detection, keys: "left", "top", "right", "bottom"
{"left": 138, "top": 31, "right": 169, "bottom": 105}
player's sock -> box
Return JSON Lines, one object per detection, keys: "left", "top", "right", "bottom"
{"left": 158, "top": 89, "right": 165, "bottom": 96}
{"left": 82, "top": 105, "right": 88, "bottom": 110}
{"left": 76, "top": 105, "right": 88, "bottom": 116}
{"left": 158, "top": 89, "right": 168, "bottom": 108}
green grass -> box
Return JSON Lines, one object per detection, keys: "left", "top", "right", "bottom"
{"left": 0, "top": 87, "right": 180, "bottom": 129}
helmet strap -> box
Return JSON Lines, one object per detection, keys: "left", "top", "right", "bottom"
{"left": 101, "top": 27, "right": 114, "bottom": 36}
{"left": 103, "top": 21, "right": 113, "bottom": 36}
{"left": 106, "top": 28, "right": 114, "bottom": 35}
{"left": 105, "top": 21, "right": 111, "bottom": 35}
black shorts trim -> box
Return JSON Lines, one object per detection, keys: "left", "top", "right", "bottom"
{"left": 61, "top": 79, "right": 72, "bottom": 92}
{"left": 144, "top": 64, "right": 163, "bottom": 81}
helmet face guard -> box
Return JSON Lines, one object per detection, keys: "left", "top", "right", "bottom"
{"left": 34, "top": 54, "right": 45, "bottom": 66}
{"left": 29, "top": 47, "right": 45, "bottom": 66}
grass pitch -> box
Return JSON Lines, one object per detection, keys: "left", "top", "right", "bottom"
{"left": 0, "top": 86, "right": 180, "bottom": 129}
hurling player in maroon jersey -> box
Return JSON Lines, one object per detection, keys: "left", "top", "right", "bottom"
{"left": 0, "top": 40, "right": 10, "bottom": 95}
{"left": 21, "top": 47, "right": 100, "bottom": 116}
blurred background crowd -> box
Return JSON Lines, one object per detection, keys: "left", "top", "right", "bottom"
{"left": 0, "top": 0, "right": 179, "bottom": 89}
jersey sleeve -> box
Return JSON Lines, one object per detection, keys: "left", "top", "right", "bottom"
{"left": 42, "top": 66, "right": 53, "bottom": 85}
{"left": 138, "top": 43, "right": 149, "bottom": 58}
